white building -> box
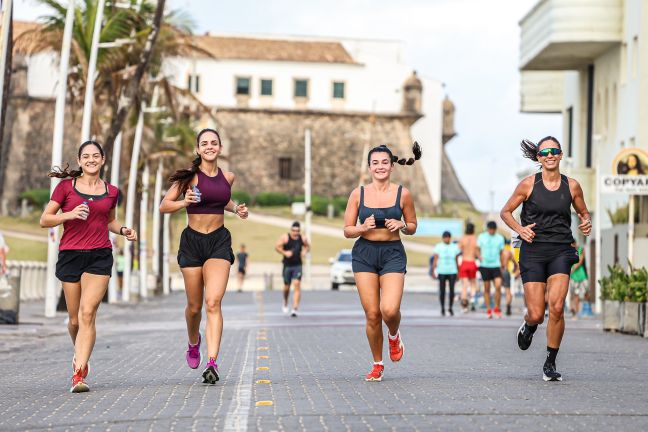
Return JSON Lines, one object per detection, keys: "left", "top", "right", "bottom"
{"left": 519, "top": 0, "right": 648, "bottom": 298}
{"left": 163, "top": 33, "right": 445, "bottom": 206}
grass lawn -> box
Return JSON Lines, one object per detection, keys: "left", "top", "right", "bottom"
{"left": 4, "top": 237, "right": 47, "bottom": 261}
{"left": 0, "top": 214, "right": 44, "bottom": 235}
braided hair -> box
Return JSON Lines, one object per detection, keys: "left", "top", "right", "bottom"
{"left": 367, "top": 141, "right": 422, "bottom": 166}
{"left": 48, "top": 140, "right": 104, "bottom": 178}
{"left": 168, "top": 128, "right": 221, "bottom": 192}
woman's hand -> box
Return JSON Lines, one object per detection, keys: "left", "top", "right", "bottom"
{"left": 517, "top": 223, "right": 536, "bottom": 243}
{"left": 235, "top": 202, "right": 248, "bottom": 219}
{"left": 361, "top": 214, "right": 376, "bottom": 233}
{"left": 385, "top": 219, "right": 405, "bottom": 233}
{"left": 184, "top": 188, "right": 199, "bottom": 207}
{"left": 577, "top": 213, "right": 592, "bottom": 236}
{"left": 123, "top": 227, "right": 138, "bottom": 242}
{"left": 66, "top": 203, "right": 89, "bottom": 221}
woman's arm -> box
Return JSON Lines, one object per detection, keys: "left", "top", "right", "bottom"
{"left": 40, "top": 200, "right": 88, "bottom": 228}
{"left": 500, "top": 176, "right": 536, "bottom": 243}
{"left": 343, "top": 188, "right": 374, "bottom": 238}
{"left": 569, "top": 178, "right": 592, "bottom": 236}
{"left": 159, "top": 182, "right": 197, "bottom": 214}
{"left": 399, "top": 188, "right": 417, "bottom": 235}
{"left": 107, "top": 209, "right": 138, "bottom": 241}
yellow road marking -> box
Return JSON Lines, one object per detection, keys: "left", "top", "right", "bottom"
{"left": 257, "top": 347, "right": 269, "bottom": 351}
{"left": 255, "top": 401, "right": 274, "bottom": 406}
{"left": 258, "top": 355, "right": 269, "bottom": 359}
{"left": 256, "top": 379, "right": 271, "bottom": 384}
{"left": 256, "top": 366, "right": 269, "bottom": 371}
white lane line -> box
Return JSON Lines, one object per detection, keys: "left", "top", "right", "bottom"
{"left": 223, "top": 330, "right": 254, "bottom": 432}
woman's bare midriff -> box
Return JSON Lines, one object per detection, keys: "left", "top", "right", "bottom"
{"left": 361, "top": 228, "right": 401, "bottom": 242}
{"left": 187, "top": 214, "right": 225, "bottom": 233}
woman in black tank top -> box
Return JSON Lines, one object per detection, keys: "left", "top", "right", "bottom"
{"left": 343, "top": 143, "right": 420, "bottom": 382}
{"left": 501, "top": 136, "right": 591, "bottom": 382}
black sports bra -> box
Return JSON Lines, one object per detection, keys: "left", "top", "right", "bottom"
{"left": 358, "top": 185, "right": 403, "bottom": 229}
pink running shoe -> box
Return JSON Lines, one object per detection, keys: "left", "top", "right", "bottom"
{"left": 186, "top": 334, "right": 202, "bottom": 369}
{"left": 202, "top": 358, "right": 219, "bottom": 384}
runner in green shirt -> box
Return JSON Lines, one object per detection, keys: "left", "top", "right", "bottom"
{"left": 569, "top": 245, "right": 588, "bottom": 318}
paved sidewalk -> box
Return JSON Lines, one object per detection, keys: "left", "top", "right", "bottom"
{"left": 1, "top": 290, "right": 648, "bottom": 431}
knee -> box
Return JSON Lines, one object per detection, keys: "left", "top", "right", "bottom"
{"left": 204, "top": 298, "right": 222, "bottom": 314}
{"left": 186, "top": 303, "right": 202, "bottom": 317}
{"left": 68, "top": 317, "right": 79, "bottom": 330}
{"left": 526, "top": 308, "right": 545, "bottom": 325}
{"left": 549, "top": 300, "right": 565, "bottom": 320}
{"left": 78, "top": 307, "right": 96, "bottom": 326}
{"left": 381, "top": 306, "right": 399, "bottom": 323}
{"left": 365, "top": 310, "right": 381, "bottom": 326}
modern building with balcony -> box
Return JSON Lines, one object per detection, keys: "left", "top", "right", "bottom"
{"left": 519, "top": 0, "right": 648, "bottom": 298}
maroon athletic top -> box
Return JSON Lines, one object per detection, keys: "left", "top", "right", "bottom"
{"left": 186, "top": 169, "right": 231, "bottom": 215}
{"left": 51, "top": 178, "right": 119, "bottom": 251}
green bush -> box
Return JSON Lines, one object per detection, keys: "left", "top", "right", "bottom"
{"left": 627, "top": 265, "right": 648, "bottom": 302}
{"left": 231, "top": 190, "right": 251, "bottom": 204}
{"left": 333, "top": 196, "right": 348, "bottom": 215}
{"left": 20, "top": 188, "right": 50, "bottom": 208}
{"left": 600, "top": 265, "right": 629, "bottom": 301}
{"left": 255, "top": 192, "right": 292, "bottom": 206}
{"left": 311, "top": 195, "right": 329, "bottom": 216}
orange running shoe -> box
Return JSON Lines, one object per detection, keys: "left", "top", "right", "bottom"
{"left": 388, "top": 332, "right": 404, "bottom": 362}
{"left": 365, "top": 364, "right": 384, "bottom": 382}
{"left": 494, "top": 307, "right": 502, "bottom": 319}
{"left": 70, "top": 368, "right": 89, "bottom": 393}
{"left": 72, "top": 357, "right": 89, "bottom": 379}
{"left": 486, "top": 308, "right": 493, "bottom": 319}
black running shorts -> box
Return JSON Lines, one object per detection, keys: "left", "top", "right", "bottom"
{"left": 479, "top": 267, "right": 502, "bottom": 282}
{"left": 519, "top": 241, "right": 579, "bottom": 284}
{"left": 177, "top": 225, "right": 235, "bottom": 268}
{"left": 56, "top": 248, "right": 113, "bottom": 283}
{"left": 282, "top": 265, "right": 302, "bottom": 284}
{"left": 351, "top": 238, "right": 407, "bottom": 275}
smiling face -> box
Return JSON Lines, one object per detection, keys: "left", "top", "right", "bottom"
{"left": 537, "top": 139, "right": 562, "bottom": 171}
{"left": 368, "top": 151, "right": 394, "bottom": 181}
{"left": 77, "top": 143, "right": 105, "bottom": 176}
{"left": 197, "top": 130, "right": 222, "bottom": 162}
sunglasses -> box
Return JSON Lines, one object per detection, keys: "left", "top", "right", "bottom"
{"left": 537, "top": 148, "right": 562, "bottom": 157}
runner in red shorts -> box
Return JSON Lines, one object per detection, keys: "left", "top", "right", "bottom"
{"left": 458, "top": 223, "right": 478, "bottom": 312}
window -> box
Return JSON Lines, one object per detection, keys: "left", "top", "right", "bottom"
{"left": 333, "top": 81, "right": 345, "bottom": 99}
{"left": 236, "top": 77, "right": 251, "bottom": 95}
{"left": 294, "top": 79, "right": 308, "bottom": 98}
{"left": 279, "top": 158, "right": 292, "bottom": 180}
{"left": 260, "top": 79, "right": 273, "bottom": 96}
{"left": 187, "top": 74, "right": 200, "bottom": 93}
{"left": 632, "top": 36, "right": 639, "bottom": 79}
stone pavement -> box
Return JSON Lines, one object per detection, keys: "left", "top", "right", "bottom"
{"left": 1, "top": 289, "right": 648, "bottom": 431}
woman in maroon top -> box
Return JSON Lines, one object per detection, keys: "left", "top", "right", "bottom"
{"left": 160, "top": 129, "right": 248, "bottom": 384}
{"left": 40, "top": 140, "right": 137, "bottom": 393}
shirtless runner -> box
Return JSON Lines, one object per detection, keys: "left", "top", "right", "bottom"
{"left": 458, "top": 223, "right": 478, "bottom": 313}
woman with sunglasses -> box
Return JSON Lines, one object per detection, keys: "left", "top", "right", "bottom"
{"left": 500, "top": 136, "right": 591, "bottom": 382}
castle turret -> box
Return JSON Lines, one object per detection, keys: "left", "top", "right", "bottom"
{"left": 401, "top": 70, "right": 422, "bottom": 114}
{"left": 442, "top": 95, "right": 456, "bottom": 144}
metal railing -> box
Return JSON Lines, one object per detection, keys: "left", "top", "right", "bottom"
{"left": 5, "top": 261, "right": 48, "bottom": 301}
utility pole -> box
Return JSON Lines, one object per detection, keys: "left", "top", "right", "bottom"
{"left": 80, "top": 0, "right": 106, "bottom": 141}
{"left": 45, "top": 0, "right": 76, "bottom": 318}
{"left": 304, "top": 129, "right": 312, "bottom": 289}
{"left": 139, "top": 162, "right": 149, "bottom": 299}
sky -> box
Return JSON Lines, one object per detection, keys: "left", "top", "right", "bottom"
{"left": 14, "top": 0, "right": 561, "bottom": 212}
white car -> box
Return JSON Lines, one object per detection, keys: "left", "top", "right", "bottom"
{"left": 329, "top": 249, "right": 354, "bottom": 290}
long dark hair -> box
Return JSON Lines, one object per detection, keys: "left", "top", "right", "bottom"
{"left": 48, "top": 140, "right": 105, "bottom": 178}
{"left": 520, "top": 136, "right": 561, "bottom": 162}
{"left": 367, "top": 141, "right": 422, "bottom": 166}
{"left": 168, "top": 128, "right": 222, "bottom": 192}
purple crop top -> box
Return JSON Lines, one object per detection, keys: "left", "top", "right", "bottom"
{"left": 186, "top": 169, "right": 232, "bottom": 215}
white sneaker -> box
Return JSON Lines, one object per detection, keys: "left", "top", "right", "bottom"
{"left": 290, "top": 309, "right": 298, "bottom": 317}
{"left": 282, "top": 305, "right": 289, "bottom": 315}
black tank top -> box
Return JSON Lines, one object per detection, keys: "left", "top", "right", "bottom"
{"left": 521, "top": 172, "right": 574, "bottom": 244}
{"left": 283, "top": 234, "right": 303, "bottom": 266}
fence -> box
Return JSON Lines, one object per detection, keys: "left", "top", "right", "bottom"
{"left": 5, "top": 261, "right": 48, "bottom": 301}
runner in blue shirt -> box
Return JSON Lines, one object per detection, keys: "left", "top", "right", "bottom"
{"left": 432, "top": 231, "right": 461, "bottom": 316}
{"left": 477, "top": 221, "right": 505, "bottom": 318}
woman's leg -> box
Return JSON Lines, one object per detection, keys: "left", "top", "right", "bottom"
{"left": 546, "top": 274, "right": 569, "bottom": 348}
{"left": 379, "top": 273, "right": 405, "bottom": 337}
{"left": 181, "top": 267, "right": 204, "bottom": 345}
{"left": 202, "top": 259, "right": 231, "bottom": 360}
{"left": 438, "top": 275, "right": 447, "bottom": 312}
{"left": 448, "top": 275, "right": 456, "bottom": 312}
{"left": 74, "top": 274, "right": 110, "bottom": 368}
{"left": 355, "top": 272, "right": 382, "bottom": 362}
{"left": 62, "top": 281, "right": 81, "bottom": 345}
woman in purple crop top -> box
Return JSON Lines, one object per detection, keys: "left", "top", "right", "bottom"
{"left": 160, "top": 129, "right": 248, "bottom": 385}
{"left": 343, "top": 143, "right": 421, "bottom": 382}
{"left": 40, "top": 140, "right": 138, "bottom": 393}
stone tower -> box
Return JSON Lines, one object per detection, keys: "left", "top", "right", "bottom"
{"left": 402, "top": 71, "right": 423, "bottom": 114}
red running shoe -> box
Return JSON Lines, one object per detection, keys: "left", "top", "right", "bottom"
{"left": 72, "top": 356, "right": 89, "bottom": 379}
{"left": 388, "top": 332, "right": 404, "bottom": 362}
{"left": 486, "top": 308, "right": 493, "bottom": 319}
{"left": 70, "top": 368, "right": 89, "bottom": 393}
{"left": 494, "top": 307, "right": 502, "bottom": 319}
{"left": 365, "top": 364, "right": 384, "bottom": 382}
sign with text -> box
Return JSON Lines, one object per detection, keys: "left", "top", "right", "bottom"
{"left": 601, "top": 148, "right": 648, "bottom": 195}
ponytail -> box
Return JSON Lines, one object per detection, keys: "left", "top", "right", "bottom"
{"left": 521, "top": 136, "right": 561, "bottom": 162}
{"left": 368, "top": 141, "right": 423, "bottom": 166}
{"left": 168, "top": 155, "right": 201, "bottom": 192}
{"left": 48, "top": 163, "right": 83, "bottom": 179}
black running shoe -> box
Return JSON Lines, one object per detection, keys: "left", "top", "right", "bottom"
{"left": 542, "top": 363, "right": 562, "bottom": 382}
{"left": 448, "top": 309, "right": 454, "bottom": 316}
{"left": 517, "top": 322, "right": 534, "bottom": 350}
{"left": 506, "top": 304, "right": 512, "bottom": 316}
{"left": 202, "top": 360, "right": 220, "bottom": 384}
